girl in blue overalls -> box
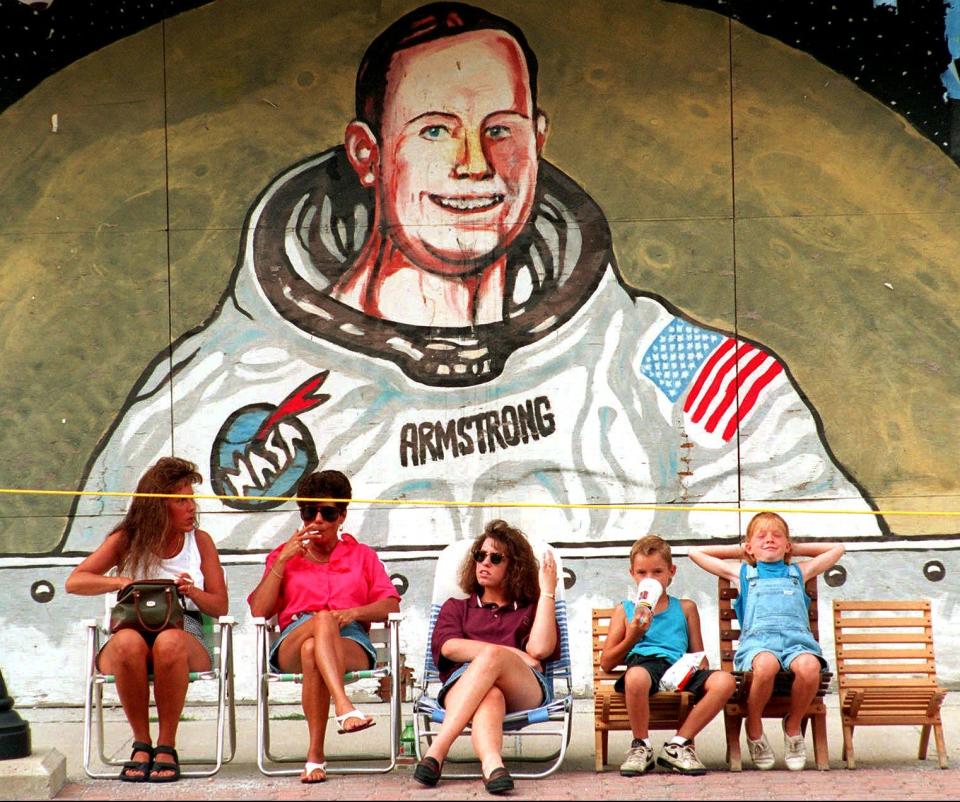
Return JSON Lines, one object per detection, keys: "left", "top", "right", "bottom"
{"left": 688, "top": 512, "right": 844, "bottom": 771}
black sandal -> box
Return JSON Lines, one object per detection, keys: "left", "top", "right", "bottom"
{"left": 413, "top": 755, "right": 442, "bottom": 787}
{"left": 119, "top": 741, "right": 153, "bottom": 782}
{"left": 482, "top": 766, "right": 514, "bottom": 795}
{"left": 148, "top": 744, "right": 180, "bottom": 783}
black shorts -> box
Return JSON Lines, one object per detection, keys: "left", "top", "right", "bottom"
{"left": 613, "top": 654, "right": 714, "bottom": 699}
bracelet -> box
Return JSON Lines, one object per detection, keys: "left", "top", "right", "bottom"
{"left": 541, "top": 592, "right": 555, "bottom": 600}
{"left": 270, "top": 566, "right": 284, "bottom": 581}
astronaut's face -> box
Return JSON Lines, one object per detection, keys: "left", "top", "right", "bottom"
{"left": 377, "top": 29, "right": 544, "bottom": 275}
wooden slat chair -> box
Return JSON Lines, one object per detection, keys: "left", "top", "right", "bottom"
{"left": 718, "top": 576, "right": 831, "bottom": 771}
{"left": 832, "top": 600, "right": 949, "bottom": 769}
{"left": 591, "top": 608, "right": 693, "bottom": 772}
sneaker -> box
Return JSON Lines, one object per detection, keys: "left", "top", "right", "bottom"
{"left": 619, "top": 742, "right": 655, "bottom": 776}
{"left": 782, "top": 718, "right": 807, "bottom": 771}
{"left": 746, "top": 732, "right": 775, "bottom": 771}
{"left": 657, "top": 741, "right": 707, "bottom": 775}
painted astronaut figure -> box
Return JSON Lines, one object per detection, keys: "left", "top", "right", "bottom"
{"left": 61, "top": 3, "right": 884, "bottom": 555}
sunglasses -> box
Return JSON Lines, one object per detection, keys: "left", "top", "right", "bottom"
{"left": 473, "top": 549, "right": 506, "bottom": 565}
{"left": 299, "top": 504, "right": 341, "bottom": 523}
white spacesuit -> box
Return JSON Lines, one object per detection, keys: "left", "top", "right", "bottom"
{"left": 61, "top": 148, "right": 883, "bottom": 555}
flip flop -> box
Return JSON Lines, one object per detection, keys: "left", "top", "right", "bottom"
{"left": 335, "top": 707, "right": 376, "bottom": 734}
{"left": 119, "top": 740, "right": 153, "bottom": 782}
{"left": 148, "top": 744, "right": 180, "bottom": 783}
{"left": 300, "top": 761, "right": 327, "bottom": 784}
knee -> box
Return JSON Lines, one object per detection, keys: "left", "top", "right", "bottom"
{"left": 151, "top": 631, "right": 188, "bottom": 667}
{"left": 300, "top": 639, "right": 317, "bottom": 669}
{"left": 624, "top": 666, "right": 652, "bottom": 695}
{"left": 108, "top": 631, "right": 149, "bottom": 668}
{"left": 482, "top": 685, "right": 506, "bottom": 709}
{"left": 751, "top": 653, "right": 780, "bottom": 678}
{"left": 708, "top": 670, "right": 737, "bottom": 696}
{"left": 790, "top": 655, "right": 821, "bottom": 681}
{"left": 473, "top": 642, "right": 507, "bottom": 667}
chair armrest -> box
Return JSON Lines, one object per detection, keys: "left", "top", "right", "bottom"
{"left": 387, "top": 612, "right": 404, "bottom": 623}
{"left": 251, "top": 616, "right": 268, "bottom": 626}
{"left": 82, "top": 618, "right": 99, "bottom": 630}
{"left": 217, "top": 616, "right": 236, "bottom": 626}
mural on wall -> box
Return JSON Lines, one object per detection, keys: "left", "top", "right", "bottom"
{"left": 61, "top": 2, "right": 885, "bottom": 555}
{"left": 1, "top": 0, "right": 959, "bottom": 701}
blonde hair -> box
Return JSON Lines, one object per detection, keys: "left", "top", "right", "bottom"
{"left": 628, "top": 534, "right": 673, "bottom": 568}
{"left": 743, "top": 511, "right": 791, "bottom": 566}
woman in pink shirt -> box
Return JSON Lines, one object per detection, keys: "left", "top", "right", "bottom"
{"left": 247, "top": 470, "right": 400, "bottom": 784}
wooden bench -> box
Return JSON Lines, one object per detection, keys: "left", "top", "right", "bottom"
{"left": 718, "top": 576, "right": 831, "bottom": 771}
{"left": 833, "top": 599, "right": 948, "bottom": 769}
{"left": 592, "top": 607, "right": 693, "bottom": 772}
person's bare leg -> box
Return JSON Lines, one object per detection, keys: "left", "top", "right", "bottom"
{"left": 298, "top": 638, "right": 330, "bottom": 780}
{"left": 623, "top": 666, "right": 653, "bottom": 739}
{"left": 677, "top": 671, "right": 737, "bottom": 740}
{"left": 745, "top": 653, "right": 780, "bottom": 740}
{"left": 469, "top": 687, "right": 507, "bottom": 777}
{"left": 100, "top": 631, "right": 152, "bottom": 778}
{"left": 150, "top": 630, "right": 209, "bottom": 778}
{"left": 424, "top": 644, "right": 542, "bottom": 765}
{"left": 784, "top": 654, "right": 821, "bottom": 735}
{"left": 307, "top": 613, "right": 371, "bottom": 728}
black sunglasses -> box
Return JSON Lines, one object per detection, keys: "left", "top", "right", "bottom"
{"left": 473, "top": 549, "right": 506, "bottom": 565}
{"left": 299, "top": 504, "right": 341, "bottom": 523}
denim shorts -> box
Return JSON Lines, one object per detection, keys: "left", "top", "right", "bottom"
{"left": 734, "top": 630, "right": 829, "bottom": 673}
{"left": 268, "top": 613, "right": 376, "bottom": 673}
{"left": 437, "top": 660, "right": 552, "bottom": 709}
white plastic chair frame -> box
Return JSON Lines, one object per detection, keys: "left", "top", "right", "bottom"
{"left": 253, "top": 612, "right": 402, "bottom": 775}
{"left": 412, "top": 539, "right": 574, "bottom": 779}
{"left": 81, "top": 615, "right": 237, "bottom": 779}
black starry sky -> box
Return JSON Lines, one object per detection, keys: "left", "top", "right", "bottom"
{"left": 1, "top": 0, "right": 958, "bottom": 162}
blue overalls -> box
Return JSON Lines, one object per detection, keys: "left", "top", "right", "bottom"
{"left": 733, "top": 562, "right": 826, "bottom": 672}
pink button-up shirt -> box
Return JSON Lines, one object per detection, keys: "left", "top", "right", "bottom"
{"left": 251, "top": 533, "right": 399, "bottom": 630}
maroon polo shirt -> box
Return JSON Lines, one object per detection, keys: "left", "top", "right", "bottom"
{"left": 431, "top": 592, "right": 561, "bottom": 683}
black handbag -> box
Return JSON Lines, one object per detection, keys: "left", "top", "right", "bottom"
{"left": 109, "top": 579, "right": 185, "bottom": 635}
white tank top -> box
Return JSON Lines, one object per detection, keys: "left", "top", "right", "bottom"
{"left": 104, "top": 530, "right": 205, "bottom": 625}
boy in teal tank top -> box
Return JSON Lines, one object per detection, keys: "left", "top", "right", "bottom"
{"left": 601, "top": 536, "right": 735, "bottom": 776}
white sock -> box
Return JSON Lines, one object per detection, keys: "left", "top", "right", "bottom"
{"left": 669, "top": 735, "right": 689, "bottom": 746}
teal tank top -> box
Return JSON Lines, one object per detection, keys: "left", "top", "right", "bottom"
{"left": 622, "top": 595, "right": 687, "bottom": 663}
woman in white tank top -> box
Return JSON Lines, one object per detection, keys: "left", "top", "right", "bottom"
{"left": 66, "top": 457, "right": 228, "bottom": 783}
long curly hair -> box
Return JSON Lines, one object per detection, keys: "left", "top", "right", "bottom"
{"left": 112, "top": 457, "right": 202, "bottom": 578}
{"left": 457, "top": 519, "right": 540, "bottom": 606}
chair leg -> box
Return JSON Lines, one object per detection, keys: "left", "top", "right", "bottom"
{"left": 812, "top": 713, "right": 829, "bottom": 771}
{"left": 933, "top": 723, "right": 948, "bottom": 769}
{"left": 724, "top": 712, "right": 743, "bottom": 772}
{"left": 918, "top": 724, "right": 931, "bottom": 760}
{"left": 595, "top": 730, "right": 605, "bottom": 772}
{"left": 842, "top": 723, "right": 855, "bottom": 770}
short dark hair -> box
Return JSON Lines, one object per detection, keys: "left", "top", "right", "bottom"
{"left": 355, "top": 2, "right": 539, "bottom": 137}
{"left": 297, "top": 469, "right": 352, "bottom": 512}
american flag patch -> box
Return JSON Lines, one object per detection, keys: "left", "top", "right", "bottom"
{"left": 640, "top": 319, "right": 724, "bottom": 403}
{"left": 641, "top": 319, "right": 784, "bottom": 443}
{"left": 683, "top": 338, "right": 783, "bottom": 442}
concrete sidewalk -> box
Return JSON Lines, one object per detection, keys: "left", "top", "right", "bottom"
{"left": 12, "top": 694, "right": 960, "bottom": 800}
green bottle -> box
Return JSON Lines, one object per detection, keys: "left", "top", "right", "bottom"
{"left": 400, "top": 721, "right": 416, "bottom": 757}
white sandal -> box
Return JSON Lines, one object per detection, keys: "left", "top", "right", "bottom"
{"left": 301, "top": 761, "right": 326, "bottom": 784}
{"left": 335, "top": 708, "right": 375, "bottom": 734}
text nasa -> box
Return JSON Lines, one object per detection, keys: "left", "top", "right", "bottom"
{"left": 399, "top": 396, "right": 556, "bottom": 467}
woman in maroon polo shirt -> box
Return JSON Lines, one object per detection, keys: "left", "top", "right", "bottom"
{"left": 414, "top": 519, "right": 560, "bottom": 795}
